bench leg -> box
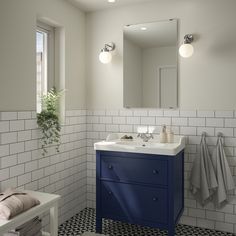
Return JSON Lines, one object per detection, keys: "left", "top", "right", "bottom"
{"left": 50, "top": 202, "right": 58, "bottom": 236}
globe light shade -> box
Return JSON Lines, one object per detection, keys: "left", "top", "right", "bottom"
{"left": 179, "top": 43, "right": 194, "bottom": 58}
{"left": 99, "top": 51, "right": 112, "bottom": 64}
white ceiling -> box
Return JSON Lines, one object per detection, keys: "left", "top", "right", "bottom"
{"left": 66, "top": 0, "right": 153, "bottom": 12}
{"left": 124, "top": 20, "right": 177, "bottom": 48}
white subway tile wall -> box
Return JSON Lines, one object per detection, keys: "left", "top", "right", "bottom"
{"left": 0, "top": 110, "right": 87, "bottom": 227}
{"left": 1, "top": 108, "right": 236, "bottom": 233}
{"left": 86, "top": 109, "right": 236, "bottom": 234}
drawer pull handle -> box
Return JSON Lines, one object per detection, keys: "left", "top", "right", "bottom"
{"left": 152, "top": 170, "right": 159, "bottom": 174}
{"left": 152, "top": 197, "right": 158, "bottom": 201}
{"left": 108, "top": 165, "right": 113, "bottom": 169}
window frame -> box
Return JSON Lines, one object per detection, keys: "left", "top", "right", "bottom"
{"left": 36, "top": 21, "right": 55, "bottom": 113}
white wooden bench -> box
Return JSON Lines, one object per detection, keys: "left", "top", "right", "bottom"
{"left": 0, "top": 191, "right": 60, "bottom": 236}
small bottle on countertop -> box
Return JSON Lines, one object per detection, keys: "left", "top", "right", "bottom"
{"left": 167, "top": 127, "right": 174, "bottom": 143}
{"left": 159, "top": 125, "right": 167, "bottom": 143}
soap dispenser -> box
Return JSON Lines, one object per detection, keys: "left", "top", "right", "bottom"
{"left": 167, "top": 127, "right": 174, "bottom": 143}
{"left": 159, "top": 125, "right": 167, "bottom": 143}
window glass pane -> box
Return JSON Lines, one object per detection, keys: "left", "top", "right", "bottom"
{"left": 37, "top": 31, "right": 44, "bottom": 53}
{"left": 36, "top": 30, "right": 48, "bottom": 113}
{"left": 36, "top": 23, "right": 54, "bottom": 113}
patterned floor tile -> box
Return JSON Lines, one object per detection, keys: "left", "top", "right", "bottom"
{"left": 58, "top": 208, "right": 234, "bottom": 236}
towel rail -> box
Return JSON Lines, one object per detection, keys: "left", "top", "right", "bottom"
{"left": 201, "top": 132, "right": 224, "bottom": 138}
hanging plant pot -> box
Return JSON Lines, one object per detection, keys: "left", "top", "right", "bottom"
{"left": 37, "top": 87, "right": 64, "bottom": 156}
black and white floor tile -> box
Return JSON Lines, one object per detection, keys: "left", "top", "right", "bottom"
{"left": 58, "top": 208, "right": 235, "bottom": 236}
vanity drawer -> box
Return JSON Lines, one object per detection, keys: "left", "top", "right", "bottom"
{"left": 101, "top": 181, "right": 168, "bottom": 223}
{"left": 101, "top": 155, "right": 168, "bottom": 186}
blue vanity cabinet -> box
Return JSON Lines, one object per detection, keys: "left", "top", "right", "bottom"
{"left": 96, "top": 150, "right": 184, "bottom": 236}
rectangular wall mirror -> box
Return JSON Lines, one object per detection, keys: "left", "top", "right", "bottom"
{"left": 123, "top": 19, "right": 178, "bottom": 108}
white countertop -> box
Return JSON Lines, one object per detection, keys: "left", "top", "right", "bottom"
{"left": 94, "top": 133, "right": 185, "bottom": 156}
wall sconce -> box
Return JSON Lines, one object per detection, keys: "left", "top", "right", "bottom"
{"left": 99, "top": 42, "right": 115, "bottom": 64}
{"left": 179, "top": 34, "right": 194, "bottom": 58}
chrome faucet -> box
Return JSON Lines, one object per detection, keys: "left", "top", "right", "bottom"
{"left": 137, "top": 132, "right": 154, "bottom": 142}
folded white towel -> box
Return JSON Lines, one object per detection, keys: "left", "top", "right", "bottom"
{"left": 0, "top": 188, "right": 40, "bottom": 220}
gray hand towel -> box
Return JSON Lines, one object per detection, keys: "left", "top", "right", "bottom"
{"left": 15, "top": 216, "right": 41, "bottom": 231}
{"left": 190, "top": 134, "right": 218, "bottom": 205}
{"left": 5, "top": 231, "right": 42, "bottom": 236}
{"left": 34, "top": 232, "right": 42, "bottom": 236}
{"left": 3, "top": 232, "right": 20, "bottom": 236}
{"left": 4, "top": 217, "right": 42, "bottom": 236}
{"left": 211, "top": 136, "right": 235, "bottom": 206}
{"left": 23, "top": 222, "right": 41, "bottom": 236}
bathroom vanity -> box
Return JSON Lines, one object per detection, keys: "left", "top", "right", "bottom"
{"left": 95, "top": 135, "right": 185, "bottom": 236}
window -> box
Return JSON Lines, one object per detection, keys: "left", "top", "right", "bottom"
{"left": 36, "top": 22, "right": 55, "bottom": 113}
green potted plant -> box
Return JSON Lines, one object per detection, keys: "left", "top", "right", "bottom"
{"left": 37, "top": 87, "right": 63, "bottom": 156}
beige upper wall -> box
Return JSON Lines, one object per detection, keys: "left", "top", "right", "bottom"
{"left": 0, "top": 0, "right": 85, "bottom": 111}
{"left": 86, "top": 0, "right": 236, "bottom": 110}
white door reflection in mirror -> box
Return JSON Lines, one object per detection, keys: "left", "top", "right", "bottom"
{"left": 159, "top": 66, "right": 177, "bottom": 108}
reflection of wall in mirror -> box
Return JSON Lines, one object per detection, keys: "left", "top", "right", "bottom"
{"left": 124, "top": 43, "right": 176, "bottom": 108}
{"left": 123, "top": 19, "right": 177, "bottom": 108}
{"left": 123, "top": 36, "right": 142, "bottom": 107}
{"left": 142, "top": 46, "right": 176, "bottom": 107}
{"left": 159, "top": 66, "right": 177, "bottom": 108}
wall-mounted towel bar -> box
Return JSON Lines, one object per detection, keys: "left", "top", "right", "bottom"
{"left": 201, "top": 132, "right": 224, "bottom": 138}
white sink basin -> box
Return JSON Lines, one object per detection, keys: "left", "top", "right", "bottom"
{"left": 94, "top": 133, "right": 185, "bottom": 156}
{"left": 116, "top": 141, "right": 166, "bottom": 147}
